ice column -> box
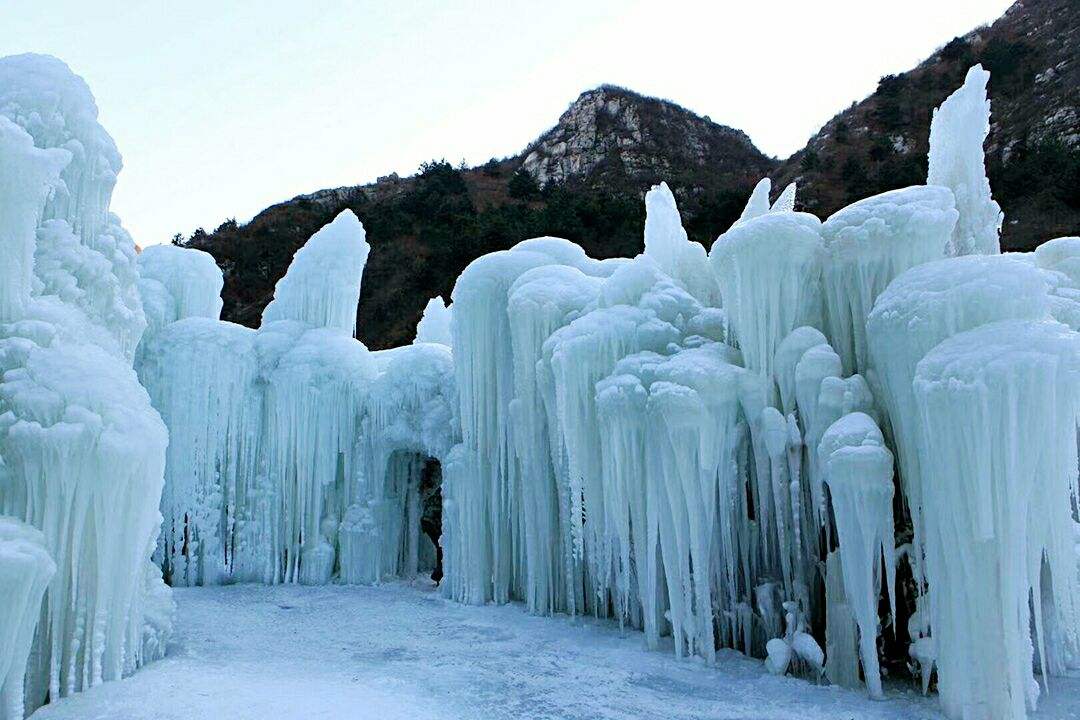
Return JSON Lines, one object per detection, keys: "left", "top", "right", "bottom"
{"left": 820, "top": 186, "right": 957, "bottom": 374}
{"left": 710, "top": 211, "right": 825, "bottom": 376}
{"left": 137, "top": 318, "right": 258, "bottom": 586}
{"left": 913, "top": 320, "right": 1080, "bottom": 720}
{"left": 507, "top": 263, "right": 602, "bottom": 613}
{"left": 820, "top": 412, "right": 896, "bottom": 699}
{"left": 866, "top": 255, "right": 1050, "bottom": 591}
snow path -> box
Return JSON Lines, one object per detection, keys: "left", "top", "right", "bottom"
{"left": 26, "top": 583, "right": 1077, "bottom": 720}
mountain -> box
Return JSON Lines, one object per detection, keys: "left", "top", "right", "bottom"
{"left": 772, "top": 0, "right": 1079, "bottom": 250}
{"left": 183, "top": 86, "right": 776, "bottom": 349}
{"left": 182, "top": 0, "right": 1078, "bottom": 348}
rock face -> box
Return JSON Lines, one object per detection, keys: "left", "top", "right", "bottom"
{"left": 521, "top": 85, "right": 773, "bottom": 190}
{"left": 771, "top": 0, "right": 1079, "bottom": 250}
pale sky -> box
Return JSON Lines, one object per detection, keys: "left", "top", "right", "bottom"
{"left": 4, "top": 0, "right": 1014, "bottom": 246}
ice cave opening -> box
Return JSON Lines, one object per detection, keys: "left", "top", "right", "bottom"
{"left": 382, "top": 451, "right": 443, "bottom": 583}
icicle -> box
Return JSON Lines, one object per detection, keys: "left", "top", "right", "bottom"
{"left": 774, "top": 327, "right": 827, "bottom": 415}
{"left": 794, "top": 342, "right": 842, "bottom": 527}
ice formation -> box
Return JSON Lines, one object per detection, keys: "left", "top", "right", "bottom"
{"left": 927, "top": 64, "right": 1003, "bottom": 257}
{"left": 261, "top": 210, "right": 370, "bottom": 334}
{"left": 5, "top": 56, "right": 1075, "bottom": 720}
{"left": 0, "top": 54, "right": 171, "bottom": 713}
{"left": 709, "top": 209, "right": 825, "bottom": 377}
{"left": 866, "top": 254, "right": 1051, "bottom": 591}
{"left": 737, "top": 177, "right": 772, "bottom": 223}
{"left": 914, "top": 321, "right": 1080, "bottom": 719}
{"left": 136, "top": 208, "right": 459, "bottom": 590}
{"left": 434, "top": 65, "right": 1074, "bottom": 720}
{"left": 1031, "top": 237, "right": 1080, "bottom": 329}
{"left": 136, "top": 243, "right": 223, "bottom": 337}
{"left": 819, "top": 412, "right": 895, "bottom": 699}
{"left": 644, "top": 182, "right": 720, "bottom": 306}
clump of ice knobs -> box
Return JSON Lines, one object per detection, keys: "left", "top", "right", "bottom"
{"left": 765, "top": 601, "right": 824, "bottom": 680}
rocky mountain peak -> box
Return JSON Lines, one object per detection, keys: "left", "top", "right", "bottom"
{"left": 520, "top": 85, "right": 774, "bottom": 190}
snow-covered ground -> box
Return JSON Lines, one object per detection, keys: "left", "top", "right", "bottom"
{"left": 13, "top": 582, "right": 1007, "bottom": 720}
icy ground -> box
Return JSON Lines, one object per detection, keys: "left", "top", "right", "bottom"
{"left": 23, "top": 587, "right": 1080, "bottom": 720}
{"left": 24, "top": 583, "right": 1071, "bottom": 720}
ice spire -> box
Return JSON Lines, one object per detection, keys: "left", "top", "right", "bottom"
{"left": 737, "top": 177, "right": 772, "bottom": 223}
{"left": 643, "top": 182, "right": 719, "bottom": 306}
{"left": 261, "top": 209, "right": 370, "bottom": 334}
{"left": 770, "top": 182, "right": 797, "bottom": 213}
{"left": 414, "top": 296, "right": 453, "bottom": 346}
{"left": 927, "top": 65, "right": 1003, "bottom": 256}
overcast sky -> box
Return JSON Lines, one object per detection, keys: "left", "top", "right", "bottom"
{"left": 4, "top": 0, "right": 1014, "bottom": 246}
